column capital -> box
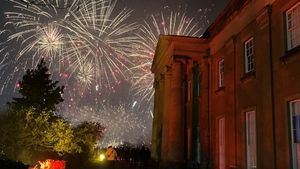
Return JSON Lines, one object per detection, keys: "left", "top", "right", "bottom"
{"left": 203, "top": 48, "right": 211, "bottom": 61}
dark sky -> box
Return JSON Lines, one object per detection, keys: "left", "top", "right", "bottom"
{"left": 0, "top": 0, "right": 228, "bottom": 29}
{"left": 118, "top": 0, "right": 226, "bottom": 19}
{"left": 0, "top": 0, "right": 228, "bottom": 146}
{"left": 0, "top": 0, "right": 229, "bottom": 109}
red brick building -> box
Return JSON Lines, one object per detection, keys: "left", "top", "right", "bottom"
{"left": 151, "top": 0, "right": 300, "bottom": 169}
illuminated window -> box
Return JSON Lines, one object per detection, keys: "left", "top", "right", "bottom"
{"left": 246, "top": 110, "right": 257, "bottom": 169}
{"left": 218, "top": 59, "right": 224, "bottom": 87}
{"left": 286, "top": 2, "right": 300, "bottom": 50}
{"left": 290, "top": 99, "right": 300, "bottom": 169}
{"left": 244, "top": 37, "right": 254, "bottom": 73}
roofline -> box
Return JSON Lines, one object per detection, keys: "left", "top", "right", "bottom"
{"left": 203, "top": 0, "right": 249, "bottom": 39}
{"left": 151, "top": 35, "right": 208, "bottom": 73}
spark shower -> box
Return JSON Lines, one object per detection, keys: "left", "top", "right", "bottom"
{"left": 0, "top": 0, "right": 209, "bottom": 147}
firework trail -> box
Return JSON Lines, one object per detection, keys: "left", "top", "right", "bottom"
{"left": 62, "top": 0, "right": 138, "bottom": 89}
{"left": 0, "top": 0, "right": 138, "bottom": 99}
{"left": 4, "top": 0, "right": 79, "bottom": 69}
{"left": 63, "top": 103, "right": 152, "bottom": 147}
{"left": 0, "top": 0, "right": 79, "bottom": 98}
{"left": 130, "top": 11, "right": 203, "bottom": 103}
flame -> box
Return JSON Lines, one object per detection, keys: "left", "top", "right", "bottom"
{"left": 34, "top": 159, "right": 66, "bottom": 169}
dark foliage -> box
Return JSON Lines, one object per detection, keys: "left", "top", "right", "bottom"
{"left": 9, "top": 59, "right": 64, "bottom": 112}
{"left": 0, "top": 156, "right": 28, "bottom": 169}
{"left": 75, "top": 121, "right": 104, "bottom": 145}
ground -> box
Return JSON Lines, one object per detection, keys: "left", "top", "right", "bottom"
{"left": 86, "top": 160, "right": 156, "bottom": 169}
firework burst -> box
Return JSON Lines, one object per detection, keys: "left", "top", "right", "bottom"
{"left": 62, "top": 0, "right": 138, "bottom": 90}
{"left": 0, "top": 0, "right": 75, "bottom": 99}
{"left": 76, "top": 61, "right": 94, "bottom": 88}
{"left": 4, "top": 0, "right": 79, "bottom": 69}
{"left": 36, "top": 23, "right": 64, "bottom": 59}
{"left": 0, "top": 0, "right": 138, "bottom": 98}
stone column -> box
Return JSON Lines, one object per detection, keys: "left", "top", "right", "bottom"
{"left": 151, "top": 80, "right": 160, "bottom": 160}
{"left": 156, "top": 74, "right": 165, "bottom": 161}
{"left": 161, "top": 71, "right": 171, "bottom": 161}
{"left": 168, "top": 62, "right": 184, "bottom": 162}
{"left": 192, "top": 62, "right": 200, "bottom": 163}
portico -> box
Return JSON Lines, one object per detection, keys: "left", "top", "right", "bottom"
{"left": 151, "top": 35, "right": 208, "bottom": 167}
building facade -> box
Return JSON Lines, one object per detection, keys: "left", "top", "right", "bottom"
{"left": 151, "top": 0, "right": 300, "bottom": 169}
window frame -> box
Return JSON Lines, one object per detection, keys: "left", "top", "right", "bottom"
{"left": 244, "top": 37, "right": 255, "bottom": 73}
{"left": 218, "top": 59, "right": 225, "bottom": 88}
{"left": 289, "top": 99, "right": 300, "bottom": 169}
{"left": 286, "top": 2, "right": 300, "bottom": 50}
{"left": 245, "top": 110, "right": 257, "bottom": 169}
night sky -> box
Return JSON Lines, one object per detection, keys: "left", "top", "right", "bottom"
{"left": 0, "top": 0, "right": 228, "bottom": 147}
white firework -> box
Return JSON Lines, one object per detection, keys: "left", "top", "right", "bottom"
{"left": 36, "top": 23, "right": 64, "bottom": 59}
{"left": 76, "top": 62, "right": 94, "bottom": 88}
{"left": 63, "top": 103, "right": 152, "bottom": 147}
{"left": 62, "top": 0, "right": 138, "bottom": 90}
{"left": 4, "top": 0, "right": 79, "bottom": 69}
{"left": 0, "top": 0, "right": 138, "bottom": 100}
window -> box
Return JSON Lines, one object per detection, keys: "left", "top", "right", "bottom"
{"left": 218, "top": 117, "right": 225, "bottom": 169}
{"left": 246, "top": 111, "right": 257, "bottom": 169}
{"left": 286, "top": 2, "right": 300, "bottom": 50}
{"left": 218, "top": 59, "right": 224, "bottom": 87}
{"left": 244, "top": 37, "right": 254, "bottom": 73}
{"left": 289, "top": 99, "right": 300, "bottom": 169}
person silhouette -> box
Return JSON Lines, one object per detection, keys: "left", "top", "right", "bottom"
{"left": 105, "top": 146, "right": 117, "bottom": 169}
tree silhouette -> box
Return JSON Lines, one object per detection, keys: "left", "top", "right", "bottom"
{"left": 10, "top": 59, "right": 64, "bottom": 112}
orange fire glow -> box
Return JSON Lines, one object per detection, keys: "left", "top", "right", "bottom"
{"left": 33, "top": 159, "right": 65, "bottom": 169}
